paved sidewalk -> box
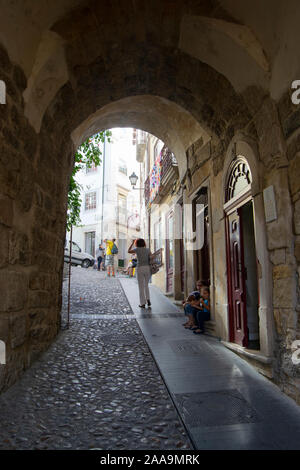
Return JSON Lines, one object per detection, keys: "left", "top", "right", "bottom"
{"left": 1, "top": 268, "right": 300, "bottom": 450}
{"left": 120, "top": 277, "right": 300, "bottom": 450}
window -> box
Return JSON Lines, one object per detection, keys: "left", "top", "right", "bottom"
{"left": 226, "top": 159, "right": 252, "bottom": 202}
{"left": 154, "top": 218, "right": 162, "bottom": 252}
{"left": 85, "top": 191, "right": 97, "bottom": 210}
{"left": 132, "top": 128, "right": 137, "bottom": 145}
{"left": 118, "top": 195, "right": 127, "bottom": 225}
{"left": 118, "top": 159, "right": 127, "bottom": 175}
{"left": 85, "top": 231, "right": 95, "bottom": 256}
{"left": 72, "top": 241, "right": 81, "bottom": 252}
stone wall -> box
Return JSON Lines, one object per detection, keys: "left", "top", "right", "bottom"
{"left": 276, "top": 91, "right": 300, "bottom": 404}
{"left": 0, "top": 3, "right": 299, "bottom": 408}
{"left": 184, "top": 90, "right": 300, "bottom": 404}
{"left": 0, "top": 44, "right": 72, "bottom": 393}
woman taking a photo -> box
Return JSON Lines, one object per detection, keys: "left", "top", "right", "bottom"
{"left": 128, "top": 238, "right": 151, "bottom": 308}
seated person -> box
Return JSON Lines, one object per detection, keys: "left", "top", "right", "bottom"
{"left": 182, "top": 280, "right": 208, "bottom": 306}
{"left": 182, "top": 280, "right": 208, "bottom": 327}
{"left": 192, "top": 287, "right": 210, "bottom": 335}
{"left": 183, "top": 293, "right": 200, "bottom": 329}
{"left": 126, "top": 256, "right": 137, "bottom": 277}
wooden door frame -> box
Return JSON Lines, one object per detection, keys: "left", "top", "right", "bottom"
{"left": 186, "top": 179, "right": 214, "bottom": 316}
{"left": 225, "top": 188, "right": 252, "bottom": 345}
{"left": 222, "top": 138, "right": 275, "bottom": 358}
{"left": 192, "top": 187, "right": 210, "bottom": 285}
{"left": 225, "top": 206, "right": 250, "bottom": 346}
{"left": 225, "top": 210, "right": 235, "bottom": 343}
{"left": 179, "top": 202, "right": 185, "bottom": 293}
{"left": 165, "top": 210, "right": 174, "bottom": 293}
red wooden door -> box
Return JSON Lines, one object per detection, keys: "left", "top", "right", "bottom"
{"left": 179, "top": 203, "right": 185, "bottom": 292}
{"left": 226, "top": 209, "right": 248, "bottom": 347}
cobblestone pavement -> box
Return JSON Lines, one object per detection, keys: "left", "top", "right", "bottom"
{"left": 62, "top": 266, "right": 133, "bottom": 318}
{"left": 0, "top": 267, "right": 192, "bottom": 450}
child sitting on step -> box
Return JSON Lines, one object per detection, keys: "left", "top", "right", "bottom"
{"left": 183, "top": 293, "right": 200, "bottom": 329}
{"left": 192, "top": 287, "right": 210, "bottom": 335}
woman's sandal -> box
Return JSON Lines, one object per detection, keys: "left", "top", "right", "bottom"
{"left": 193, "top": 329, "right": 204, "bottom": 335}
{"left": 139, "top": 304, "right": 146, "bottom": 308}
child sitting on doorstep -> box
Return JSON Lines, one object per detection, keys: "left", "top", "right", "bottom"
{"left": 192, "top": 287, "right": 210, "bottom": 335}
{"left": 183, "top": 293, "right": 201, "bottom": 329}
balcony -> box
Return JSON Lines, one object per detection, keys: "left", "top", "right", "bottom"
{"left": 160, "top": 146, "right": 178, "bottom": 193}
{"left": 144, "top": 146, "right": 178, "bottom": 206}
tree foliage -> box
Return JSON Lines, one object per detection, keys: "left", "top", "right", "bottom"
{"left": 66, "top": 130, "right": 112, "bottom": 231}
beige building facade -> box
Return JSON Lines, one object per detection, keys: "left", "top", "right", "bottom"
{"left": 139, "top": 126, "right": 299, "bottom": 400}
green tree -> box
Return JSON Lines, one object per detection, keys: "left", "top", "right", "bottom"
{"left": 66, "top": 130, "right": 111, "bottom": 230}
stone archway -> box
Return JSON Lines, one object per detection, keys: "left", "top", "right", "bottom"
{"left": 70, "top": 95, "right": 210, "bottom": 180}
{"left": 0, "top": 0, "right": 300, "bottom": 405}
{"left": 221, "top": 139, "right": 274, "bottom": 361}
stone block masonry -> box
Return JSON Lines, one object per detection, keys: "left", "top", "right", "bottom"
{"left": 0, "top": 1, "right": 299, "bottom": 411}
{"left": 0, "top": 270, "right": 192, "bottom": 450}
{"left": 0, "top": 42, "right": 71, "bottom": 393}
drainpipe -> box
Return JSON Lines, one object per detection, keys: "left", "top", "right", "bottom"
{"left": 67, "top": 224, "right": 73, "bottom": 329}
{"left": 101, "top": 135, "right": 106, "bottom": 243}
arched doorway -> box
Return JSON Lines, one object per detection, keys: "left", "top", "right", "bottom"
{"left": 224, "top": 158, "right": 260, "bottom": 350}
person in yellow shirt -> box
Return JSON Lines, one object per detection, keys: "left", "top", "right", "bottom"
{"left": 104, "top": 238, "right": 115, "bottom": 277}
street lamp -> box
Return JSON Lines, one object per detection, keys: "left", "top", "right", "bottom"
{"left": 129, "top": 172, "right": 144, "bottom": 190}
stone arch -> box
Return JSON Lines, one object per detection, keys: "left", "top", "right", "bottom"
{"left": 222, "top": 135, "right": 262, "bottom": 206}
{"left": 19, "top": 0, "right": 254, "bottom": 168}
{"left": 36, "top": 42, "right": 252, "bottom": 195}
{"left": 225, "top": 157, "right": 252, "bottom": 203}
{"left": 70, "top": 95, "right": 210, "bottom": 180}
{"left": 3, "top": 0, "right": 299, "bottom": 396}
{"left": 222, "top": 135, "right": 275, "bottom": 358}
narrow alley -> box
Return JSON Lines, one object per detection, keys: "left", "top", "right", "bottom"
{"left": 1, "top": 2, "right": 300, "bottom": 453}
{"left": 0, "top": 268, "right": 192, "bottom": 450}
{"left": 1, "top": 267, "right": 300, "bottom": 450}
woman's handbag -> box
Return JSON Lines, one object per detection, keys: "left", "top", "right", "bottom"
{"left": 149, "top": 254, "right": 159, "bottom": 275}
{"left": 150, "top": 263, "right": 159, "bottom": 275}
{"left": 149, "top": 253, "right": 160, "bottom": 275}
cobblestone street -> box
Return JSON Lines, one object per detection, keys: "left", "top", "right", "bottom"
{"left": 0, "top": 267, "right": 192, "bottom": 450}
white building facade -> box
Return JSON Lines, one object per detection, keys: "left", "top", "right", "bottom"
{"left": 72, "top": 128, "right": 142, "bottom": 268}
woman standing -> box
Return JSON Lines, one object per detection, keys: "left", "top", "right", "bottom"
{"left": 128, "top": 238, "right": 151, "bottom": 308}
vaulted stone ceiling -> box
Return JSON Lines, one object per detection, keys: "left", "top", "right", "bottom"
{"left": 1, "top": 0, "right": 299, "bottom": 174}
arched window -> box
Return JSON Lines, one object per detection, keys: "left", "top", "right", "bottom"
{"left": 226, "top": 158, "right": 252, "bottom": 202}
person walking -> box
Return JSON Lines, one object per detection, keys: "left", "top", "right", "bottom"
{"left": 96, "top": 243, "right": 104, "bottom": 271}
{"left": 128, "top": 238, "right": 151, "bottom": 308}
